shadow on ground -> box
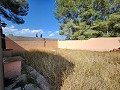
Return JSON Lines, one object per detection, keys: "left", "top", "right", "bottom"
{"left": 14, "top": 50, "right": 75, "bottom": 90}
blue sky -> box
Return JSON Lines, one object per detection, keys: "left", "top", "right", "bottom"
{"left": 2, "top": 0, "right": 64, "bottom": 39}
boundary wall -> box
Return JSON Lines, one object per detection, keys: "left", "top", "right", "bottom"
{"left": 5, "top": 36, "right": 58, "bottom": 52}
{"left": 5, "top": 36, "right": 120, "bottom": 51}
{"left": 58, "top": 38, "right": 120, "bottom": 51}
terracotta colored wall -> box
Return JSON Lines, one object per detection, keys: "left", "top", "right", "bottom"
{"left": 5, "top": 37, "right": 25, "bottom": 52}
{"left": 13, "top": 41, "right": 44, "bottom": 50}
{"left": 46, "top": 40, "right": 58, "bottom": 48}
{"left": 5, "top": 36, "right": 120, "bottom": 51}
{"left": 58, "top": 38, "right": 120, "bottom": 51}
{"left": 5, "top": 36, "right": 58, "bottom": 52}
{"left": 4, "top": 61, "right": 21, "bottom": 79}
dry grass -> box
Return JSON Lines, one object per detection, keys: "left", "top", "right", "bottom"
{"left": 14, "top": 48, "right": 120, "bottom": 90}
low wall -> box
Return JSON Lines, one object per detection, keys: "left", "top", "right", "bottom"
{"left": 58, "top": 38, "right": 120, "bottom": 51}
{"left": 4, "top": 61, "right": 21, "bottom": 79}
{"left": 5, "top": 36, "right": 58, "bottom": 52}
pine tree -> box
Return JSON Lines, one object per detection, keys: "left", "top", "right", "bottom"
{"left": 36, "top": 33, "right": 38, "bottom": 37}
{"left": 0, "top": 0, "right": 29, "bottom": 24}
{"left": 54, "top": 0, "right": 120, "bottom": 39}
{"left": 40, "top": 34, "right": 42, "bottom": 38}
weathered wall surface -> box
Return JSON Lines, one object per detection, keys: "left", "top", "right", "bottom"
{"left": 5, "top": 36, "right": 58, "bottom": 52}
{"left": 4, "top": 61, "right": 21, "bottom": 79}
{"left": 5, "top": 36, "right": 120, "bottom": 51}
{"left": 58, "top": 38, "right": 120, "bottom": 51}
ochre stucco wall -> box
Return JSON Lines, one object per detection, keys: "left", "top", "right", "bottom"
{"left": 58, "top": 38, "right": 120, "bottom": 51}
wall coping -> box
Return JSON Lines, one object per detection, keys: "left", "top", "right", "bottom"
{"left": 6, "top": 36, "right": 58, "bottom": 41}
{"left": 3, "top": 49, "right": 13, "bottom": 51}
{"left": 58, "top": 37, "right": 120, "bottom": 41}
{"left": 3, "top": 56, "right": 24, "bottom": 63}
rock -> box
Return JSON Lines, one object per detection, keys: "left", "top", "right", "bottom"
{"left": 5, "top": 74, "right": 27, "bottom": 90}
{"left": 13, "top": 87, "right": 22, "bottom": 90}
{"left": 30, "top": 69, "right": 39, "bottom": 79}
{"left": 24, "top": 84, "right": 41, "bottom": 90}
{"left": 14, "top": 74, "right": 27, "bottom": 83}
{"left": 5, "top": 83, "right": 17, "bottom": 90}
{"left": 26, "top": 65, "right": 34, "bottom": 72}
{"left": 30, "top": 70, "right": 51, "bottom": 90}
{"left": 26, "top": 66, "right": 51, "bottom": 90}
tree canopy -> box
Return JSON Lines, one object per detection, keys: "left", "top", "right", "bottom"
{"left": 54, "top": 0, "right": 120, "bottom": 40}
{"left": 0, "top": 0, "right": 29, "bottom": 24}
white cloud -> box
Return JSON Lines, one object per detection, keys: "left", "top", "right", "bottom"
{"left": 19, "top": 29, "right": 31, "bottom": 34}
{"left": 3, "top": 25, "right": 44, "bottom": 37}
{"left": 48, "top": 31, "right": 52, "bottom": 33}
{"left": 9, "top": 25, "right": 15, "bottom": 29}
{"left": 3, "top": 25, "right": 18, "bottom": 34}
{"left": 49, "top": 33, "right": 55, "bottom": 37}
{"left": 31, "top": 30, "right": 43, "bottom": 33}
{"left": 55, "top": 31, "right": 59, "bottom": 34}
